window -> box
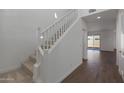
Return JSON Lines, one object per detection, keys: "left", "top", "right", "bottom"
{"left": 88, "top": 35, "right": 100, "bottom": 48}
{"left": 88, "top": 36, "right": 94, "bottom": 48}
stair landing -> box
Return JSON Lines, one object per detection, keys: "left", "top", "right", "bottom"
{"left": 0, "top": 68, "right": 33, "bottom": 83}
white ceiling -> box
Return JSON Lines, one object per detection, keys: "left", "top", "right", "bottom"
{"left": 82, "top": 9, "right": 118, "bottom": 32}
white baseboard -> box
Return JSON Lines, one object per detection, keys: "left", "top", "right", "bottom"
{"left": 100, "top": 50, "right": 114, "bottom": 52}
{"left": 56, "top": 61, "right": 82, "bottom": 83}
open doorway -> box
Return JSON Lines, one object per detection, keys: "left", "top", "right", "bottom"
{"left": 88, "top": 35, "right": 100, "bottom": 50}
{"left": 82, "top": 9, "right": 118, "bottom": 65}
{"left": 63, "top": 9, "right": 123, "bottom": 83}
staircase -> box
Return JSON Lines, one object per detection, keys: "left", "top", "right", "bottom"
{"left": 31, "top": 9, "right": 78, "bottom": 82}
{"left": 22, "top": 56, "right": 36, "bottom": 77}
{"left": 38, "top": 10, "right": 78, "bottom": 53}
{"left": 0, "top": 9, "right": 78, "bottom": 83}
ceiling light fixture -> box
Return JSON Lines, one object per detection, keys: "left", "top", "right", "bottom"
{"left": 40, "top": 35, "right": 44, "bottom": 39}
{"left": 96, "top": 16, "right": 101, "bottom": 19}
{"left": 54, "top": 12, "right": 58, "bottom": 19}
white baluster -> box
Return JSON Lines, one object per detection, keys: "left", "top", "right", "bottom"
{"left": 65, "top": 17, "right": 67, "bottom": 31}
{"left": 57, "top": 22, "right": 60, "bottom": 39}
{"left": 59, "top": 22, "right": 61, "bottom": 37}
{"left": 43, "top": 33, "right": 46, "bottom": 50}
{"left": 46, "top": 30, "right": 49, "bottom": 49}
{"left": 60, "top": 21, "right": 63, "bottom": 36}
{"left": 50, "top": 26, "right": 53, "bottom": 45}
{"left": 50, "top": 27, "right": 53, "bottom": 46}
{"left": 44, "top": 32, "right": 46, "bottom": 49}
{"left": 66, "top": 15, "right": 68, "bottom": 30}
{"left": 64, "top": 17, "right": 66, "bottom": 32}
{"left": 53, "top": 26, "right": 55, "bottom": 44}
{"left": 54, "top": 24, "right": 57, "bottom": 42}
{"left": 67, "top": 14, "right": 70, "bottom": 28}
{"left": 48, "top": 27, "right": 51, "bottom": 48}
{"left": 61, "top": 18, "right": 64, "bottom": 34}
{"left": 52, "top": 25, "right": 55, "bottom": 43}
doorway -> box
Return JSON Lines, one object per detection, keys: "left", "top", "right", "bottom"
{"left": 88, "top": 35, "right": 100, "bottom": 50}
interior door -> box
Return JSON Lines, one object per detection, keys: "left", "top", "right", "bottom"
{"left": 117, "top": 10, "right": 124, "bottom": 78}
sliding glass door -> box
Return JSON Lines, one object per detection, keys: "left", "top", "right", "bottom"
{"left": 88, "top": 35, "right": 100, "bottom": 49}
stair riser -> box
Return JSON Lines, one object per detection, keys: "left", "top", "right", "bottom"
{"left": 29, "top": 56, "right": 36, "bottom": 64}
{"left": 21, "top": 65, "right": 33, "bottom": 77}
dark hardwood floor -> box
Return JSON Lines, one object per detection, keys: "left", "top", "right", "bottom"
{"left": 62, "top": 50, "right": 123, "bottom": 83}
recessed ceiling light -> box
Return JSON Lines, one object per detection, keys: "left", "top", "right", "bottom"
{"left": 40, "top": 35, "right": 44, "bottom": 39}
{"left": 96, "top": 16, "right": 101, "bottom": 19}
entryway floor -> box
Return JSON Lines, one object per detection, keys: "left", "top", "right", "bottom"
{"left": 63, "top": 50, "right": 123, "bottom": 83}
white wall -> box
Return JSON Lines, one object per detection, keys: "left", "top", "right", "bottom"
{"left": 100, "top": 30, "right": 116, "bottom": 51}
{"left": 39, "top": 18, "right": 84, "bottom": 83}
{"left": 88, "top": 30, "right": 116, "bottom": 51}
{"left": 0, "top": 9, "right": 69, "bottom": 73}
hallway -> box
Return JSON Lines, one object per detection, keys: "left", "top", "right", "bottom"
{"left": 63, "top": 50, "right": 123, "bottom": 83}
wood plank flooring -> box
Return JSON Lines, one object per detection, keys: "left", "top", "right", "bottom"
{"left": 0, "top": 50, "right": 123, "bottom": 83}
{"left": 62, "top": 50, "right": 123, "bottom": 83}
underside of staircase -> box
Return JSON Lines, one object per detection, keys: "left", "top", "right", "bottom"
{"left": 0, "top": 55, "right": 36, "bottom": 83}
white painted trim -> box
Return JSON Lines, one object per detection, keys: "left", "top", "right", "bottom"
{"left": 56, "top": 61, "right": 82, "bottom": 83}
{"left": 100, "top": 50, "right": 115, "bottom": 52}
{"left": 38, "top": 47, "right": 44, "bottom": 56}
{"left": 81, "top": 9, "right": 110, "bottom": 18}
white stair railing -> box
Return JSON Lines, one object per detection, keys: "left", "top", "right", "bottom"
{"left": 33, "top": 9, "right": 78, "bottom": 82}
{"left": 39, "top": 9, "right": 78, "bottom": 53}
